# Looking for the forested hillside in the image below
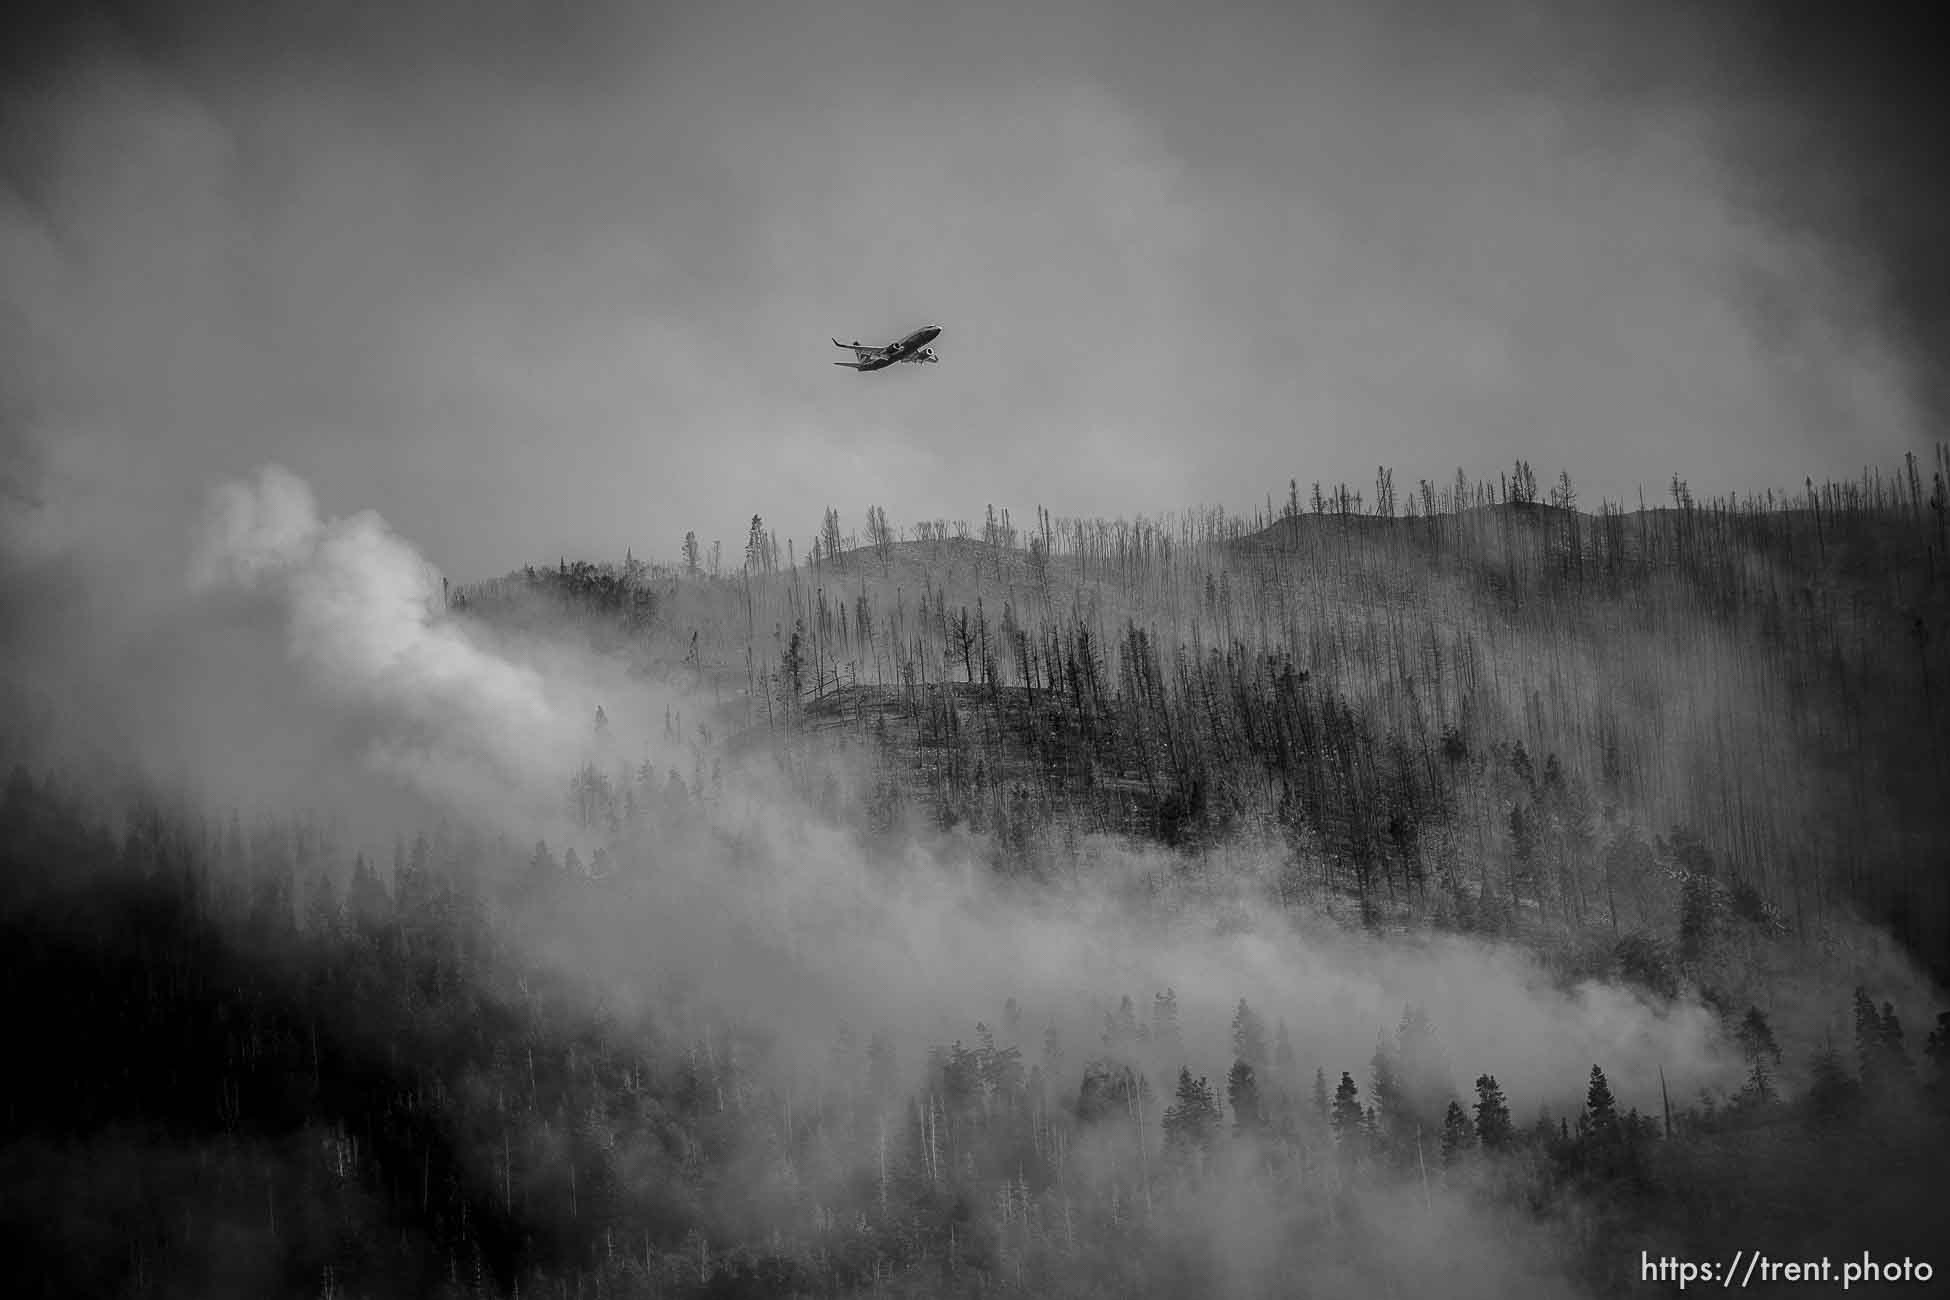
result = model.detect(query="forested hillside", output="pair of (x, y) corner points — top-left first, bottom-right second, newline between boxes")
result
(461, 453), (1950, 975)
(4, 452), (1949, 1298)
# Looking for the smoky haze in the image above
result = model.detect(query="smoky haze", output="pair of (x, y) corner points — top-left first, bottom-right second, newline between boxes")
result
(2, 0), (1939, 580)
(4, 4), (1947, 1295)
(4, 450), (1791, 1297)
(158, 463), (1744, 1130)
(3, 446), (1795, 1294)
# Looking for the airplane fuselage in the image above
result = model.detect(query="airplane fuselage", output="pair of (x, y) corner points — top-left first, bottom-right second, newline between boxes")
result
(891, 325), (942, 357)
(834, 325), (942, 370)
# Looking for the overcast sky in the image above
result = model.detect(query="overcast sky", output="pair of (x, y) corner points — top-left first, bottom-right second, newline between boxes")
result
(4, 0), (1943, 578)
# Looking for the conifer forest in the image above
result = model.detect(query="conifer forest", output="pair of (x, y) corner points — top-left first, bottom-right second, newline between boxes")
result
(5, 451), (1949, 1298)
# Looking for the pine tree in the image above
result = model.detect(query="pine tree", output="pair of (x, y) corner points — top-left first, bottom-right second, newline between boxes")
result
(1473, 1074), (1512, 1150)
(1736, 1007), (1783, 1104)
(1231, 999), (1268, 1071)
(978, 1027), (1024, 1098)
(1926, 1013), (1950, 1089)
(745, 515), (767, 574)
(1331, 1072), (1363, 1143)
(1509, 741), (1535, 787)
(1583, 1065), (1619, 1142)
(1854, 987), (1886, 1096)
(529, 839), (557, 879)
(1227, 1059), (1265, 1137)
(1078, 1060), (1149, 1126)
(1508, 805), (1537, 906)
(1439, 1100), (1474, 1165)
(1678, 873), (1719, 965)
(1163, 1067), (1222, 1156)
(1313, 1067), (1331, 1131)
(1370, 1038), (1409, 1158)
(1880, 1003), (1913, 1089)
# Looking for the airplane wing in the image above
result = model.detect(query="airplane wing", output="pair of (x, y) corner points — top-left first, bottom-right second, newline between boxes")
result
(833, 337), (887, 363)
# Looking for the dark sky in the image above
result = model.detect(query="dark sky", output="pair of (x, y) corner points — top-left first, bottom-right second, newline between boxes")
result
(3, 0), (1943, 578)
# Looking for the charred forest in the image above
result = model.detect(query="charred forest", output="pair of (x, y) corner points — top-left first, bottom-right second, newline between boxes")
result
(5, 453), (1950, 1299)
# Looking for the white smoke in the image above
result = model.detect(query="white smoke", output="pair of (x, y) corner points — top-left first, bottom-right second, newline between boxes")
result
(188, 464), (595, 822)
(168, 466), (1752, 1127)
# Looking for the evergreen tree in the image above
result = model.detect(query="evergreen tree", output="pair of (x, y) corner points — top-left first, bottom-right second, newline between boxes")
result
(1313, 1066), (1331, 1131)
(1736, 1007), (1783, 1104)
(1583, 1065), (1619, 1142)
(1163, 1067), (1222, 1156)
(1226, 1058), (1265, 1137)
(1880, 1003), (1913, 1088)
(1369, 1037), (1412, 1158)
(1473, 1074), (1513, 1150)
(1231, 999), (1268, 1071)
(1611, 926), (1677, 1000)
(1672, 827), (1721, 963)
(1439, 1100), (1474, 1165)
(1331, 1071), (1364, 1143)
(1509, 741), (1535, 787)
(1508, 804), (1537, 901)
(1077, 1060), (1150, 1126)
(1926, 1012), (1950, 1095)
(745, 515), (767, 574)
(977, 1026), (1024, 1098)
(1677, 873), (1719, 965)
(1854, 987), (1886, 1095)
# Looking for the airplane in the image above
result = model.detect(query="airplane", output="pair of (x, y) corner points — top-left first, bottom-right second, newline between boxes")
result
(833, 324), (942, 371)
